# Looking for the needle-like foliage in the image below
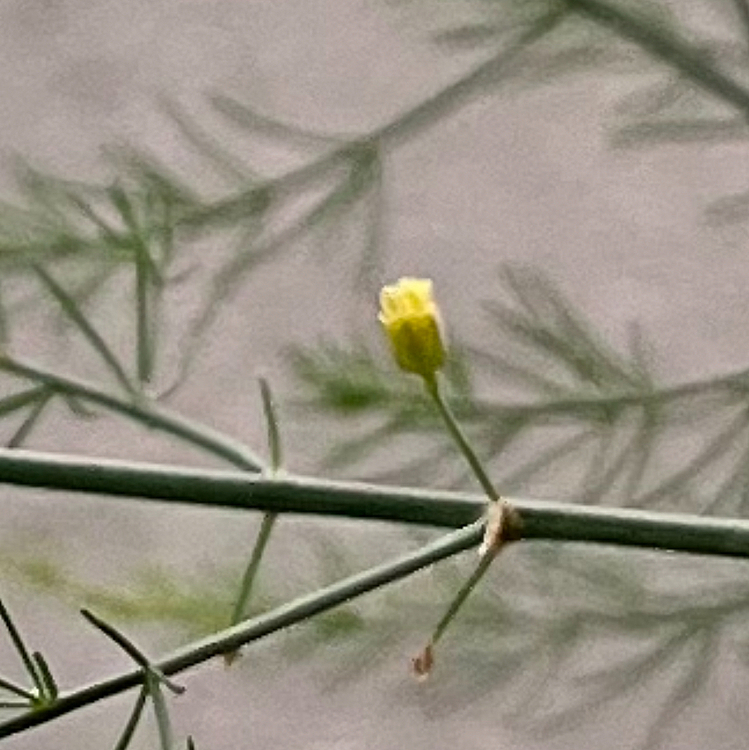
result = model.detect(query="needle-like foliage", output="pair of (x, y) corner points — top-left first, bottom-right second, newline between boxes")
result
(1, 1), (749, 748)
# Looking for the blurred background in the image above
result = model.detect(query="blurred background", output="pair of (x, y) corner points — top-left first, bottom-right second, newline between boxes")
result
(2, 0), (749, 747)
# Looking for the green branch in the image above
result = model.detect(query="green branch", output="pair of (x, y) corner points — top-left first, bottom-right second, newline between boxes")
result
(1, 449), (749, 558)
(0, 521), (484, 739)
(175, 9), (565, 249)
(196, 7), (567, 211)
(479, 363), (749, 421)
(0, 355), (264, 472)
(568, 0), (749, 116)
(374, 9), (568, 147)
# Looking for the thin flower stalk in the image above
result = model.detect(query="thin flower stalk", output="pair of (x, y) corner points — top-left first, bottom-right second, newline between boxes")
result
(379, 277), (514, 674)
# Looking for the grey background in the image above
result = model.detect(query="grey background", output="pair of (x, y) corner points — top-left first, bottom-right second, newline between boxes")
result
(0, 0), (748, 748)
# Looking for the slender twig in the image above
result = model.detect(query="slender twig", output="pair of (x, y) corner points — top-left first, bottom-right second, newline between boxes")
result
(0, 600), (46, 702)
(134, 239), (154, 385)
(31, 652), (57, 702)
(479, 365), (749, 423)
(229, 512), (277, 628)
(146, 673), (174, 750)
(259, 378), (282, 474)
(227, 379), (283, 634)
(161, 96), (257, 183)
(80, 610), (184, 696)
(568, 0), (749, 116)
(169, 4), (567, 346)
(0, 386), (51, 420)
(0, 676), (35, 703)
(0, 355), (264, 472)
(210, 92), (351, 147)
(158, 11), (568, 377)
(430, 547), (498, 647)
(412, 542), (500, 677)
(425, 377), (500, 502)
(0, 521), (484, 738)
(0, 449), (749, 558)
(732, 0), (749, 46)
(32, 264), (138, 397)
(7, 390), (52, 449)
(295, 346), (749, 429)
(113, 688), (148, 750)
(374, 9), (568, 147)
(180, 8), (567, 231)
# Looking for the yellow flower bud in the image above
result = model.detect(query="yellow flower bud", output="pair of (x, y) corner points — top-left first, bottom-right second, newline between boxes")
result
(378, 278), (445, 380)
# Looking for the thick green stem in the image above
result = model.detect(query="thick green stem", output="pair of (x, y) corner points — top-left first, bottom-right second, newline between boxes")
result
(1, 449), (749, 558)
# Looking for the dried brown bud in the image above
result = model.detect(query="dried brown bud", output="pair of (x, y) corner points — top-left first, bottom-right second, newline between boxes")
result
(412, 644), (434, 680)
